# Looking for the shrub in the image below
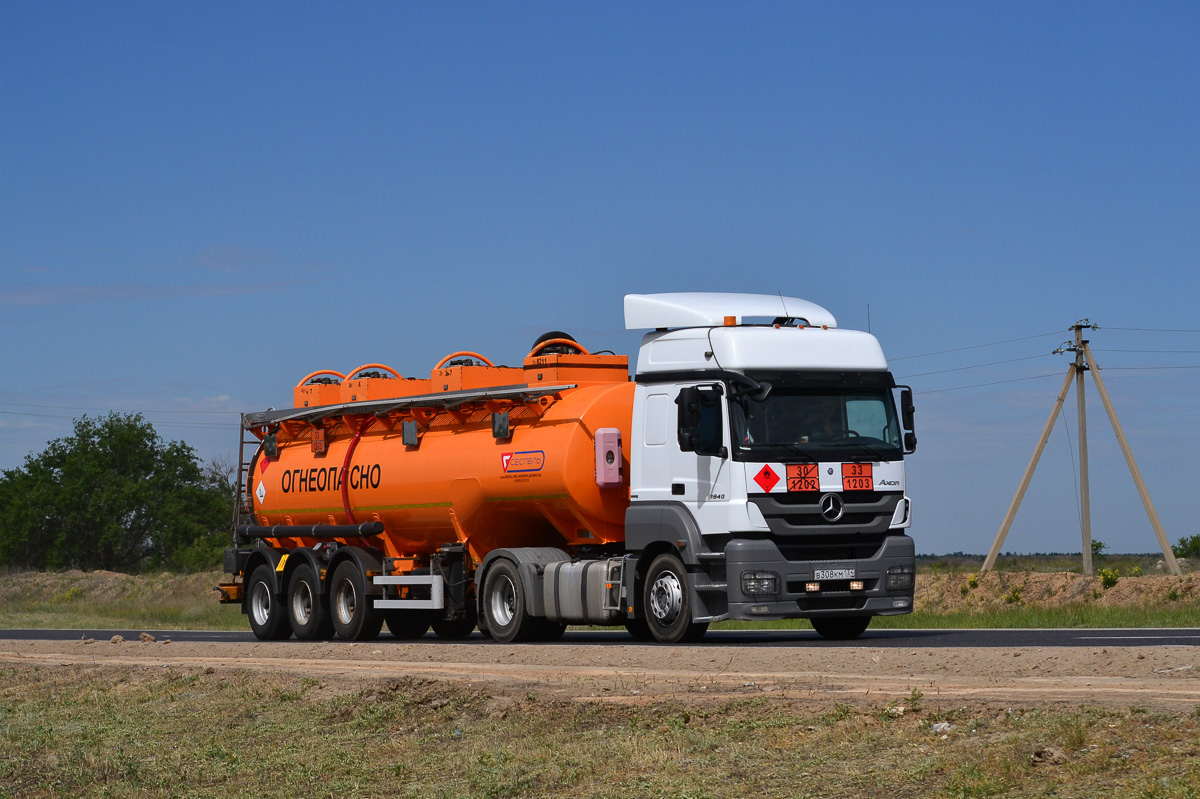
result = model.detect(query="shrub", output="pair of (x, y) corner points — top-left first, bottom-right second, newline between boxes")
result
(1099, 568), (1119, 589)
(1172, 535), (1200, 559)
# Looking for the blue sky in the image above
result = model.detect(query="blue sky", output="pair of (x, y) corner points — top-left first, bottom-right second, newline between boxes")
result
(2, 3), (1197, 555)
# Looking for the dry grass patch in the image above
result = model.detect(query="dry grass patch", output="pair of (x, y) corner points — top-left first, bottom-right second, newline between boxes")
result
(1, 665), (1199, 798)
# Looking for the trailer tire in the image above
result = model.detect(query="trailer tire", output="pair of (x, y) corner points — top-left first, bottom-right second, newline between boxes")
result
(643, 553), (708, 644)
(384, 611), (430, 639)
(329, 561), (384, 641)
(431, 613), (476, 640)
(287, 563), (334, 641)
(811, 616), (871, 640)
(246, 565), (292, 640)
(482, 559), (534, 643)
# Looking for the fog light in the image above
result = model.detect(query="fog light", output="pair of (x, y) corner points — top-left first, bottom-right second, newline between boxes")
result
(886, 564), (915, 590)
(850, 580), (864, 591)
(805, 582), (820, 593)
(741, 571), (779, 597)
(749, 605), (769, 614)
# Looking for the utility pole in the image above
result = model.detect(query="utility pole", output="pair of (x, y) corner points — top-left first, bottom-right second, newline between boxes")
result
(982, 321), (1181, 576)
(1075, 324), (1092, 575)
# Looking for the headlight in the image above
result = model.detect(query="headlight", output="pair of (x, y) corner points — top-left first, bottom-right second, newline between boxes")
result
(741, 571), (779, 597)
(886, 564), (915, 590)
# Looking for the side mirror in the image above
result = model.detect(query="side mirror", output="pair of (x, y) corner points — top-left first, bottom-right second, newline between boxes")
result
(263, 432), (278, 459)
(900, 388), (915, 432)
(899, 387), (916, 453)
(676, 386), (701, 452)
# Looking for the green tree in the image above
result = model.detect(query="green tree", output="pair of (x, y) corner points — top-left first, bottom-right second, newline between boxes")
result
(1173, 535), (1200, 559)
(0, 414), (230, 572)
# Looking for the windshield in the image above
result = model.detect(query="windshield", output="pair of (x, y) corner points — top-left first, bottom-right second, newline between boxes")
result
(730, 386), (902, 462)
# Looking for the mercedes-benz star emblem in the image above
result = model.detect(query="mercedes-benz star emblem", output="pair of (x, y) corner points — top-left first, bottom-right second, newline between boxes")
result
(819, 493), (844, 522)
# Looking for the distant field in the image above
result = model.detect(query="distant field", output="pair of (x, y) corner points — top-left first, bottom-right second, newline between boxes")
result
(2, 557), (1196, 633)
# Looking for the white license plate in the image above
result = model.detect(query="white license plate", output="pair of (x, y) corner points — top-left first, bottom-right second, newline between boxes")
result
(814, 568), (855, 580)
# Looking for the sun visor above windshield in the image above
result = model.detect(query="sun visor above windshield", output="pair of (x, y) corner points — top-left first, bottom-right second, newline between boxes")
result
(624, 292), (838, 330)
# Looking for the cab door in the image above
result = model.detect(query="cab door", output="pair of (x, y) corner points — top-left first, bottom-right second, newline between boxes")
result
(672, 384), (731, 534)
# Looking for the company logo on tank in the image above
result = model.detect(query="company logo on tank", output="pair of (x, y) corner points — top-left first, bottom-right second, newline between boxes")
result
(501, 450), (545, 473)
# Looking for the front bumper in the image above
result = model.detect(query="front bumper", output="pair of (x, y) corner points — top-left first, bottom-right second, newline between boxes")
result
(723, 533), (915, 621)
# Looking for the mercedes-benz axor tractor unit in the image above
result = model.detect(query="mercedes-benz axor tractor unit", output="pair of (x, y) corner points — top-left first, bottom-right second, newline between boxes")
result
(219, 292), (917, 644)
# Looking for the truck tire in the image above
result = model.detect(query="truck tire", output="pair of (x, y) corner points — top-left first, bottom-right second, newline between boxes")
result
(623, 616), (653, 642)
(642, 553), (708, 644)
(385, 611), (430, 639)
(246, 565), (292, 640)
(482, 559), (535, 643)
(329, 561), (384, 641)
(287, 563), (334, 641)
(811, 616), (871, 640)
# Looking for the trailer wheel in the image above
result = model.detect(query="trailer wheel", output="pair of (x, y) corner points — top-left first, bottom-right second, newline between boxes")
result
(384, 611), (430, 639)
(642, 553), (708, 644)
(431, 613), (476, 640)
(482, 559), (534, 643)
(329, 561), (384, 641)
(246, 565), (292, 640)
(810, 616), (871, 640)
(287, 563), (334, 641)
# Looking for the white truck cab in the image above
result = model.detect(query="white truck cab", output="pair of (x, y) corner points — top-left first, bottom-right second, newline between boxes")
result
(624, 292), (917, 642)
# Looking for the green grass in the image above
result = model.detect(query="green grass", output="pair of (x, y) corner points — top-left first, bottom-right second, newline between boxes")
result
(1, 665), (1198, 798)
(0, 571), (246, 631)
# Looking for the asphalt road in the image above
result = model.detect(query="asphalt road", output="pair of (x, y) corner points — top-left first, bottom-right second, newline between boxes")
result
(2, 628), (1198, 647)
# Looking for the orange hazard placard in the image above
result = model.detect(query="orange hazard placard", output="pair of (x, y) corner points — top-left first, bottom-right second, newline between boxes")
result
(842, 463), (873, 491)
(786, 463), (819, 492)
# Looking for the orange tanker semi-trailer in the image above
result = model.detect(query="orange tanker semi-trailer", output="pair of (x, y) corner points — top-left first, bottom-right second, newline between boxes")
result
(219, 335), (637, 643)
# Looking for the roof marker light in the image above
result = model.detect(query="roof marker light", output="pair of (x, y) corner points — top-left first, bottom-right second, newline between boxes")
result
(724, 315), (736, 326)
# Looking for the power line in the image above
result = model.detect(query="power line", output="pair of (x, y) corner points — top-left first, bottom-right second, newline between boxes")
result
(1103, 326), (1200, 333)
(1092, 349), (1200, 354)
(0, 401), (238, 416)
(1100, 365), (1200, 371)
(0, 408), (233, 430)
(890, 330), (1063, 361)
(914, 371), (1067, 395)
(897, 353), (1051, 379)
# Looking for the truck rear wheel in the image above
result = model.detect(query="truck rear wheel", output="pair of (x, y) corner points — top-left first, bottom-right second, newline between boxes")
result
(385, 611), (430, 639)
(482, 559), (535, 643)
(643, 553), (708, 644)
(246, 565), (292, 640)
(811, 616), (871, 640)
(287, 563), (334, 641)
(329, 561), (384, 641)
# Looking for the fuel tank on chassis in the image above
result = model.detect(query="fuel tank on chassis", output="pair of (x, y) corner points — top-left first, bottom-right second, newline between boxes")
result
(249, 382), (634, 558)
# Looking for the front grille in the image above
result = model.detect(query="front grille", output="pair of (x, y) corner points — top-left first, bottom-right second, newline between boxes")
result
(749, 492), (901, 536)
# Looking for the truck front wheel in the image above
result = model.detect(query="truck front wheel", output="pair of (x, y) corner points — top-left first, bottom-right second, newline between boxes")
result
(246, 565), (292, 640)
(642, 553), (708, 644)
(811, 616), (871, 640)
(329, 561), (384, 641)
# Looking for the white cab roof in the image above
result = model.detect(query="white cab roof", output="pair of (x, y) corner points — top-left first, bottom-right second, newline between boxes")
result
(624, 292), (838, 330)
